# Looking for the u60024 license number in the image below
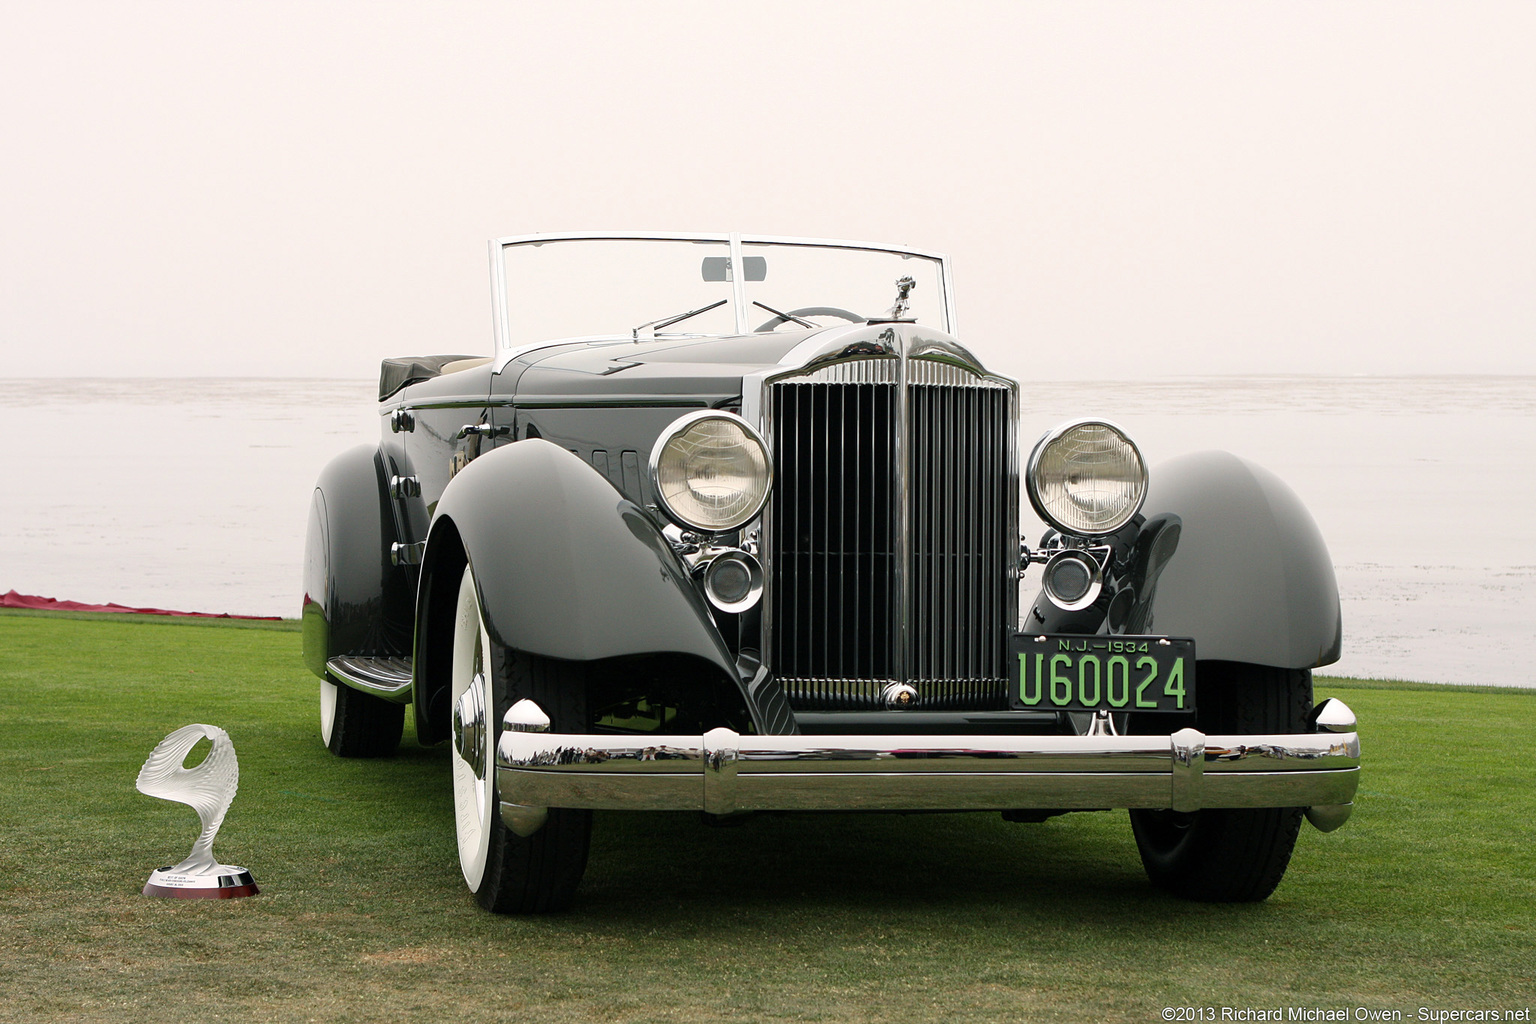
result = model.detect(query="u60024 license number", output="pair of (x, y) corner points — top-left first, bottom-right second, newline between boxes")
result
(1009, 635), (1196, 713)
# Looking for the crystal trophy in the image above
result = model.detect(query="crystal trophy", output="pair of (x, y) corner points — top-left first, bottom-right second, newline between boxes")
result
(136, 724), (259, 898)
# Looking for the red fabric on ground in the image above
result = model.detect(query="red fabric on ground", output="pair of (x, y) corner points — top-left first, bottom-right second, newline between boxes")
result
(1, 590), (282, 621)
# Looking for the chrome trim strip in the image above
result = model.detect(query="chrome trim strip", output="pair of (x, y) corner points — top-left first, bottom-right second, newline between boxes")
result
(496, 725), (1360, 816)
(774, 325), (1004, 381)
(494, 231), (733, 245)
(894, 328), (910, 686)
(384, 398), (516, 415)
(488, 238), (511, 355)
(940, 253), (959, 337)
(728, 233), (749, 335)
(773, 676), (1013, 688)
(491, 231), (948, 264)
(907, 334), (993, 377)
(774, 323), (901, 379)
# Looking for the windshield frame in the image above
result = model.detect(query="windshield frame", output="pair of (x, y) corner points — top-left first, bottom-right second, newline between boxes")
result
(487, 232), (956, 365)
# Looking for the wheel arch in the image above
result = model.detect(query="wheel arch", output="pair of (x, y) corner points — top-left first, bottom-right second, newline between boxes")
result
(411, 440), (754, 744)
(412, 515), (468, 746)
(303, 444), (413, 678)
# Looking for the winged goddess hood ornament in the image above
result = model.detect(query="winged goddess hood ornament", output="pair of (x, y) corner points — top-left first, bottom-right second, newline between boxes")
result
(870, 275), (917, 322)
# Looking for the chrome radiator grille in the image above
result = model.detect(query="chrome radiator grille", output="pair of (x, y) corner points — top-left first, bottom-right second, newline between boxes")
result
(765, 358), (1015, 710)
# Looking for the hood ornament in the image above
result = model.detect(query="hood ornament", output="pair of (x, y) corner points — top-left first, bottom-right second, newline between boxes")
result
(870, 276), (917, 323)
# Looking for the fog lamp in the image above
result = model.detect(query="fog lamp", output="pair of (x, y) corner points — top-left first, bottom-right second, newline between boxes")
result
(1041, 549), (1103, 612)
(702, 551), (763, 613)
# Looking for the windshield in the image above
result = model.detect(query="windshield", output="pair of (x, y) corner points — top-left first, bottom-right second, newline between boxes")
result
(739, 241), (945, 333)
(495, 234), (950, 351)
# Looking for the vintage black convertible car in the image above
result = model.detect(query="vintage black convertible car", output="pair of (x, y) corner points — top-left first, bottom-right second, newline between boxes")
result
(303, 232), (1360, 913)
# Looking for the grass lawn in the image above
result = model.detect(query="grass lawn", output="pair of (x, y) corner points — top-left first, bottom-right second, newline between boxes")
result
(1, 611), (1532, 1023)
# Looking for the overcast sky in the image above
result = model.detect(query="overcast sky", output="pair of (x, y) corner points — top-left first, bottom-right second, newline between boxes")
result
(2, 1), (1532, 382)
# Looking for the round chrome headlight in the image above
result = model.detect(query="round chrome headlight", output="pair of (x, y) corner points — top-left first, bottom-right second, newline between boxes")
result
(1026, 419), (1148, 537)
(649, 411), (772, 532)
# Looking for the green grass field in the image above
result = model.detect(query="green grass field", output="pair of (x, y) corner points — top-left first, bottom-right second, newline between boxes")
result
(1, 611), (1532, 1023)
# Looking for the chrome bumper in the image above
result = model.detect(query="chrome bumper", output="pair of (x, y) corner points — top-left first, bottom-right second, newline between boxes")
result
(494, 699), (1360, 835)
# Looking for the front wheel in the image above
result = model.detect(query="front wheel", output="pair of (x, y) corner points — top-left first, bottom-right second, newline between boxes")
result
(1130, 662), (1311, 902)
(450, 565), (591, 913)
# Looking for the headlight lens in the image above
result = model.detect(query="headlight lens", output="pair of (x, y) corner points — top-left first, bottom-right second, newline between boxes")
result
(650, 412), (772, 532)
(1026, 419), (1147, 536)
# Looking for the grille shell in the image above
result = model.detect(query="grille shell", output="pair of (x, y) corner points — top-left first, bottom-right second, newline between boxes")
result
(762, 355), (1017, 710)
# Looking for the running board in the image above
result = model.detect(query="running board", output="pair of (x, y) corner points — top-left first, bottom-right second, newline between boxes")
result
(326, 655), (413, 703)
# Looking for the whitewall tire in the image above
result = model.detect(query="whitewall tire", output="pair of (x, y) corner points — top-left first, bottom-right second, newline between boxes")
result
(451, 566), (494, 891)
(444, 561), (593, 913)
(320, 680), (338, 747)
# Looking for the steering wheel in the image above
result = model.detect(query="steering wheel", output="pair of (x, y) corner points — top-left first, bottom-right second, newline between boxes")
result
(754, 306), (866, 332)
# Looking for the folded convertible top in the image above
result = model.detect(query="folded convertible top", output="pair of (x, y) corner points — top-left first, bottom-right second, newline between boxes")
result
(378, 354), (483, 401)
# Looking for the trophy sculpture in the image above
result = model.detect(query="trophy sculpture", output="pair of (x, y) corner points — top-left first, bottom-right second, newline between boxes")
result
(136, 724), (259, 899)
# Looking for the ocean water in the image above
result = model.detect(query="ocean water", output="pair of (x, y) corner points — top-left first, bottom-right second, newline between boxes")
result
(1, 375), (1530, 687)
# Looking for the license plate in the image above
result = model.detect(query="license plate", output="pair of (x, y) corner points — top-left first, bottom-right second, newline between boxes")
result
(1009, 635), (1196, 713)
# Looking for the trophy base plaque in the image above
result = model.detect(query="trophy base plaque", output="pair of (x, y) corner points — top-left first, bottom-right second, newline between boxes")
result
(143, 865), (259, 899)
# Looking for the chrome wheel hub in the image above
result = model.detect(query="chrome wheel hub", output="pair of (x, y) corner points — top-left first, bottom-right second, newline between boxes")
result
(454, 675), (486, 778)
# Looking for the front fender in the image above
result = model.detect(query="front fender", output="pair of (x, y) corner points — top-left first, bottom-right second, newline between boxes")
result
(1131, 451), (1342, 669)
(412, 440), (741, 738)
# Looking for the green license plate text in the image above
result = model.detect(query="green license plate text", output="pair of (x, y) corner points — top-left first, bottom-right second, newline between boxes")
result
(1009, 635), (1196, 713)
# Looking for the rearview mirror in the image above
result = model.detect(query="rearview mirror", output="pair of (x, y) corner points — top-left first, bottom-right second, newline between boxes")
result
(701, 256), (767, 283)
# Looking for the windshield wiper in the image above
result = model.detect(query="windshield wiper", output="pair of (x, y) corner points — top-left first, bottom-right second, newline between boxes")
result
(751, 300), (817, 329)
(632, 299), (728, 342)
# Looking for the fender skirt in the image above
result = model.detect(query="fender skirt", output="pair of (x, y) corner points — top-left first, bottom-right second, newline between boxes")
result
(1126, 451), (1342, 670)
(414, 440), (749, 738)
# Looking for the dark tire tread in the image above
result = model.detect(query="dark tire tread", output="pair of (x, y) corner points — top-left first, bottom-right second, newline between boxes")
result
(326, 682), (405, 758)
(475, 647), (592, 914)
(1130, 662), (1311, 903)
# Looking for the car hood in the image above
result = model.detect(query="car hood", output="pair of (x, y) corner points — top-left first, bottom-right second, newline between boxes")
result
(505, 323), (998, 402)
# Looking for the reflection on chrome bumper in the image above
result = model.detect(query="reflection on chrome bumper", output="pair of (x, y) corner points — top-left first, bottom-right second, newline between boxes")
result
(496, 699), (1361, 830)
